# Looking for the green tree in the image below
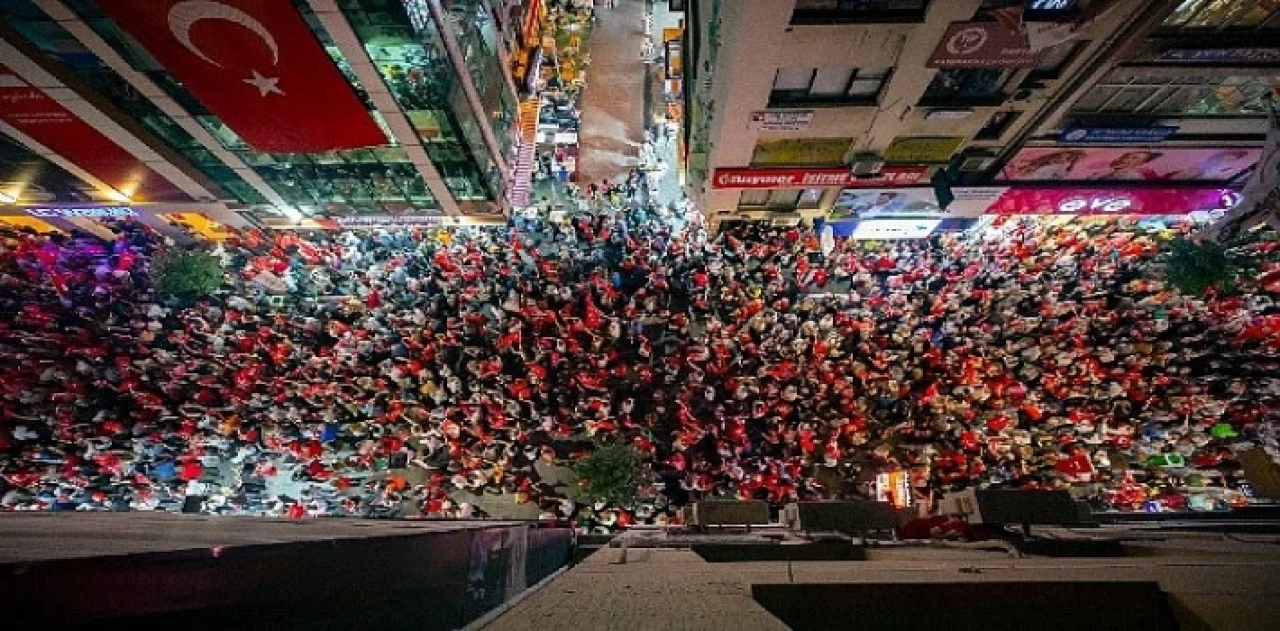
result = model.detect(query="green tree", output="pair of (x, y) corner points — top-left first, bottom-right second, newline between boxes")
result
(1161, 236), (1256, 297)
(572, 442), (642, 506)
(151, 249), (225, 297)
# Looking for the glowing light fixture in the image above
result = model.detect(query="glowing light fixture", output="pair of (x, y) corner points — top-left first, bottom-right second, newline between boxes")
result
(0, 192), (15, 204)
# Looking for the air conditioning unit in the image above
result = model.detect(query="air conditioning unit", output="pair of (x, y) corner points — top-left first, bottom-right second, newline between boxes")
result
(850, 156), (884, 177)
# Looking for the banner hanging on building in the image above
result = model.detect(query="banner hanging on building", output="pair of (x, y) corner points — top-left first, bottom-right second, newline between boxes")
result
(99, 0), (388, 153)
(927, 22), (1038, 69)
(999, 147), (1260, 182)
(986, 188), (1240, 216)
(0, 64), (188, 202)
(711, 166), (926, 190)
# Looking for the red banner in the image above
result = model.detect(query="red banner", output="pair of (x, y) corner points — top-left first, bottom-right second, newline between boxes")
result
(986, 188), (1241, 216)
(711, 166), (926, 190)
(0, 64), (188, 202)
(927, 22), (1039, 69)
(99, 0), (386, 153)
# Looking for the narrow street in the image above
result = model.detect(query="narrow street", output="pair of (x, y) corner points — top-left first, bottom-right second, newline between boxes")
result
(577, 0), (684, 207)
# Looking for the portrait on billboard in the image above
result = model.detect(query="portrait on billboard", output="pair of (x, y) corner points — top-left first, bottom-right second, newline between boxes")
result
(999, 147), (1261, 182)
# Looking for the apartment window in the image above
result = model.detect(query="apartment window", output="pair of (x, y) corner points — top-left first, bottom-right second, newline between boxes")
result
(740, 189), (823, 210)
(1073, 70), (1279, 117)
(770, 67), (891, 106)
(975, 111), (1021, 141)
(792, 0), (930, 24)
(921, 69), (1012, 106)
(1162, 0), (1280, 30)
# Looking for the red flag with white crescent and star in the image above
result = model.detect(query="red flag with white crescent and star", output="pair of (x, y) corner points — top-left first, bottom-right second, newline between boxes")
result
(99, 0), (387, 153)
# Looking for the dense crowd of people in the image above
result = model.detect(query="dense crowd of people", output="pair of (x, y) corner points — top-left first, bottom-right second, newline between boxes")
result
(2, 205), (1279, 528)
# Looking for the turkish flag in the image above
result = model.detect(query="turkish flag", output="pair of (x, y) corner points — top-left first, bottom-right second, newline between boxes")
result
(99, 0), (387, 153)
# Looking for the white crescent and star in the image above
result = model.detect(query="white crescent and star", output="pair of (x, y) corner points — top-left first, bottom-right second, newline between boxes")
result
(167, 1), (285, 97)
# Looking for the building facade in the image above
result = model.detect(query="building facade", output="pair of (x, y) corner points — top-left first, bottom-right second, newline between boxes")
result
(0, 0), (520, 235)
(684, 0), (1274, 230)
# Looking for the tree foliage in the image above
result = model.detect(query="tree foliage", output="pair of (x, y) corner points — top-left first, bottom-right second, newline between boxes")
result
(1161, 236), (1255, 297)
(151, 249), (225, 297)
(572, 442), (642, 506)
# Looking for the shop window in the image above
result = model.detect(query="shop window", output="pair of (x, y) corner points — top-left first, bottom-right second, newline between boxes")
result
(1162, 0), (1280, 30)
(791, 0), (930, 24)
(751, 138), (851, 166)
(767, 190), (804, 209)
(975, 110), (1021, 141)
(739, 189), (813, 210)
(1072, 70), (1279, 117)
(798, 188), (825, 209)
(920, 69), (1012, 106)
(770, 67), (891, 106)
(739, 190), (771, 207)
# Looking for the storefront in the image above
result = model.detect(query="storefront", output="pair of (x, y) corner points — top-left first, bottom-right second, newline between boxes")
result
(820, 187), (1006, 239)
(983, 187), (1240, 218)
(713, 166), (930, 222)
(1, 203), (253, 242)
(968, 186), (1244, 236)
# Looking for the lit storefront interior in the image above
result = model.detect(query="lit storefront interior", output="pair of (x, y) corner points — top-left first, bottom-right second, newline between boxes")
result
(339, 0), (506, 212)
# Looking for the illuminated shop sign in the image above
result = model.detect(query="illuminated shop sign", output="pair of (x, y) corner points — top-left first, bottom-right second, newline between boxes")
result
(849, 219), (942, 240)
(26, 206), (137, 219)
(986, 188), (1240, 216)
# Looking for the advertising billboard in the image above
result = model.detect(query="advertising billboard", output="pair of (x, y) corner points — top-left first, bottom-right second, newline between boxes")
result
(986, 188), (1240, 216)
(927, 22), (1038, 69)
(828, 187), (1005, 221)
(999, 147), (1260, 182)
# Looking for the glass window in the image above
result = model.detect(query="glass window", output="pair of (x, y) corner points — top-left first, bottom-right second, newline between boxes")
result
(798, 188), (825, 209)
(811, 68), (855, 96)
(770, 67), (889, 105)
(338, 0), (499, 202)
(775, 68), (817, 92)
(922, 69), (1011, 104)
(849, 68), (891, 97)
(768, 189), (804, 208)
(739, 190), (770, 206)
(1163, 0), (1280, 29)
(1072, 70), (1280, 117)
(792, 0), (930, 24)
